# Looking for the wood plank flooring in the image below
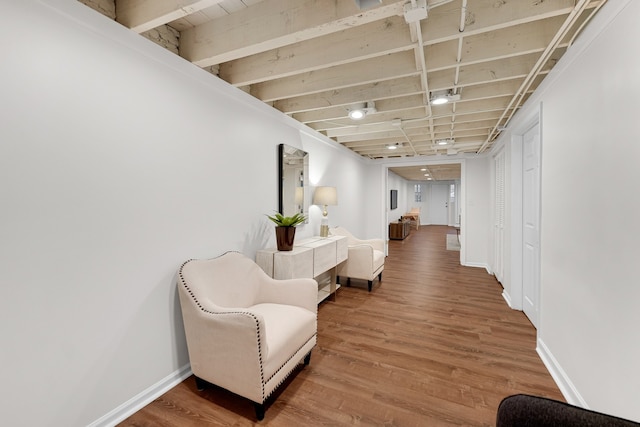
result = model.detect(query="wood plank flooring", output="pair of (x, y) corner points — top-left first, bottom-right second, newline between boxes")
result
(119, 225), (562, 426)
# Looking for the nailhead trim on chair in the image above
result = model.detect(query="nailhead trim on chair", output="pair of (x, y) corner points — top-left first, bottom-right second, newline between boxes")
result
(178, 252), (267, 401)
(178, 251), (316, 404)
(263, 334), (317, 401)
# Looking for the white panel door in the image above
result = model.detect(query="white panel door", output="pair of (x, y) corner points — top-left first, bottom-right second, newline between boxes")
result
(430, 183), (449, 225)
(448, 183), (457, 226)
(522, 124), (541, 328)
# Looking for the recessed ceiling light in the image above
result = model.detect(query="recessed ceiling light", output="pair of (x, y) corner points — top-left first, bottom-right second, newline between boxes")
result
(420, 168), (427, 171)
(432, 96), (448, 105)
(348, 109), (365, 120)
(424, 173), (429, 177)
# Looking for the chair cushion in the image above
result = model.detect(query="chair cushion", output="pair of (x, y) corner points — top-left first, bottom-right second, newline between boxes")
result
(250, 303), (316, 380)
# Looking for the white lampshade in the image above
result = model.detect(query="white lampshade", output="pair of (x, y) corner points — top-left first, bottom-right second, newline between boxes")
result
(312, 186), (337, 206)
(313, 186), (337, 237)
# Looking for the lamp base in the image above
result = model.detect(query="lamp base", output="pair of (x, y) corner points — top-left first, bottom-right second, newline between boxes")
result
(320, 224), (329, 237)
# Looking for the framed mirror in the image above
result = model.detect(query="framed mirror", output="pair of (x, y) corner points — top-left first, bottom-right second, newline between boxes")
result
(278, 144), (309, 221)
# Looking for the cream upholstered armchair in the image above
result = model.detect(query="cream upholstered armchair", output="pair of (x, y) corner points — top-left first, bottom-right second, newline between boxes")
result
(329, 226), (385, 292)
(177, 251), (317, 420)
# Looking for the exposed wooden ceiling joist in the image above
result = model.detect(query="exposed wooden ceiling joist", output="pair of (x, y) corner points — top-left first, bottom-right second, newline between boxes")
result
(80, 0), (607, 164)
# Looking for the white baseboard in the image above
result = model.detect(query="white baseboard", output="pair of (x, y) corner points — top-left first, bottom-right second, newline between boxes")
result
(501, 290), (513, 308)
(462, 261), (492, 274)
(536, 338), (587, 408)
(88, 363), (192, 427)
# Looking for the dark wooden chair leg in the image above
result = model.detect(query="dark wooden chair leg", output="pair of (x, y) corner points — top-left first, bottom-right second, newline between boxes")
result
(304, 351), (312, 365)
(194, 376), (207, 391)
(254, 402), (265, 421)
(378, 272), (382, 281)
(368, 280), (373, 292)
(346, 277), (351, 287)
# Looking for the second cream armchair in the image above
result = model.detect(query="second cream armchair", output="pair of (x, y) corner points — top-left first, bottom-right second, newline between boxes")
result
(329, 226), (385, 292)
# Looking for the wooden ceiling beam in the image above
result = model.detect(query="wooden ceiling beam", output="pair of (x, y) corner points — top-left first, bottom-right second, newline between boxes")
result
(179, 0), (406, 67)
(251, 51), (420, 102)
(422, 0), (576, 45)
(217, 4), (576, 87)
(274, 76), (423, 114)
(116, 0), (224, 33)
(295, 95), (424, 125)
(256, 48), (540, 103)
(219, 16), (413, 86)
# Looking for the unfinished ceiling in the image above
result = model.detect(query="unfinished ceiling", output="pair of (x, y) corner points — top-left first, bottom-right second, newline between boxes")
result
(389, 163), (461, 181)
(82, 0), (607, 160)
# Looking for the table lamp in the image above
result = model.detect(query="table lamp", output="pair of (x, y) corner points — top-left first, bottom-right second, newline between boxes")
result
(312, 186), (337, 237)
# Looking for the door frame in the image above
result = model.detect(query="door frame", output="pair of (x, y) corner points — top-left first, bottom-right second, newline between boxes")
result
(507, 103), (542, 316)
(382, 159), (466, 264)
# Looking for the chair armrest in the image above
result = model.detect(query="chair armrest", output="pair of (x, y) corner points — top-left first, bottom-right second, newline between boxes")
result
(178, 296), (267, 392)
(347, 244), (375, 272)
(256, 277), (318, 313)
(350, 238), (384, 253)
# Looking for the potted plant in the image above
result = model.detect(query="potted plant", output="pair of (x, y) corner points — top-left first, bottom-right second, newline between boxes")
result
(267, 212), (306, 251)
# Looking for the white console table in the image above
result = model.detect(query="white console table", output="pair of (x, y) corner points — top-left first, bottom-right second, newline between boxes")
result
(256, 235), (348, 303)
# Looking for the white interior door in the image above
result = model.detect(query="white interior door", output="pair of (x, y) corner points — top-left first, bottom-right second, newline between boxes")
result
(522, 124), (541, 327)
(447, 183), (457, 226)
(430, 183), (449, 225)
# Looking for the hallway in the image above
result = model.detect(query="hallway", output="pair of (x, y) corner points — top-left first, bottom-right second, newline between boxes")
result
(120, 225), (561, 426)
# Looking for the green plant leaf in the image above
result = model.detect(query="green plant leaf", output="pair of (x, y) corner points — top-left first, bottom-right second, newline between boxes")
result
(266, 211), (306, 227)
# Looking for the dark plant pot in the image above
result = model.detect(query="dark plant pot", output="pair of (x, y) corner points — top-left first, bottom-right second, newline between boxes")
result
(275, 226), (296, 251)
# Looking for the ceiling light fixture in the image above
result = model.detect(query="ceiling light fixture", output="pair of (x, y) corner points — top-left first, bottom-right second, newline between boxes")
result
(347, 101), (377, 120)
(430, 90), (461, 106)
(403, 0), (428, 23)
(348, 109), (365, 120)
(386, 142), (403, 150)
(437, 139), (454, 146)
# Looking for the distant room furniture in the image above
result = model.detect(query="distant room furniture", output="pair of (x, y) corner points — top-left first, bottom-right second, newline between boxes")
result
(329, 226), (385, 292)
(402, 207), (420, 229)
(256, 235), (348, 303)
(177, 251), (318, 421)
(389, 220), (410, 240)
(496, 394), (640, 427)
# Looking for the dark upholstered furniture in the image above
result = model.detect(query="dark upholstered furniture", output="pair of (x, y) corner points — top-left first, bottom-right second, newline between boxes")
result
(497, 394), (640, 427)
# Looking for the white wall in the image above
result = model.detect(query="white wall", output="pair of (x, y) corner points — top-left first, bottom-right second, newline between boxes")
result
(299, 129), (371, 239)
(488, 0), (640, 421)
(0, 1), (370, 426)
(387, 170), (406, 224)
(463, 157), (491, 269)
